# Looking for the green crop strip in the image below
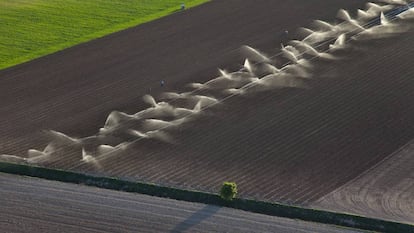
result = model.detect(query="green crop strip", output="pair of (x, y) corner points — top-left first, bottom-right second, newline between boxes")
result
(0, 0), (208, 70)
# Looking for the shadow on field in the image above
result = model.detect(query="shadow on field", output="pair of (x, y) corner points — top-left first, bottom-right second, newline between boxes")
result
(170, 205), (221, 233)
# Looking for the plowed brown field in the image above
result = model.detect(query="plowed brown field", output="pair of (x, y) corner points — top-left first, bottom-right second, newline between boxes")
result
(312, 139), (414, 224)
(1, 0), (414, 224)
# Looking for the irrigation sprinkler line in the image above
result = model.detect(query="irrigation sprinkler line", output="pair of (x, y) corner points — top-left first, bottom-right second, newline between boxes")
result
(67, 2), (414, 170)
(238, 2), (414, 71)
(154, 2), (413, 105)
(68, 2), (413, 169)
(221, 1), (414, 72)
(161, 2), (413, 103)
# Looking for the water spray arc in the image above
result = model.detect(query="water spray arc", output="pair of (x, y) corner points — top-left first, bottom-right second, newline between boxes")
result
(3, 0), (414, 170)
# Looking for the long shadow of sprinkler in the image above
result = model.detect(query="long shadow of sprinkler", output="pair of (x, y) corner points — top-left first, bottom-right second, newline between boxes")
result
(169, 204), (221, 233)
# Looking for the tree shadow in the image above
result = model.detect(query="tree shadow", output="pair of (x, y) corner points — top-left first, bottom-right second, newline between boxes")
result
(170, 204), (221, 233)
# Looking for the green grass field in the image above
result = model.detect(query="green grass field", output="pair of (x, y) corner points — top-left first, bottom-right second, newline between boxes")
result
(0, 0), (208, 70)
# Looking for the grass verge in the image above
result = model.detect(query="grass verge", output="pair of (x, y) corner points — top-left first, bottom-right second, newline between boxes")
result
(0, 161), (413, 233)
(0, 0), (208, 70)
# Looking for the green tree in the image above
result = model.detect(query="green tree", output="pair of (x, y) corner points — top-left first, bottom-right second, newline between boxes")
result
(220, 182), (238, 201)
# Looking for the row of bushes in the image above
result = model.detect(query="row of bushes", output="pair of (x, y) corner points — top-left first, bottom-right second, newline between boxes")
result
(0, 162), (413, 233)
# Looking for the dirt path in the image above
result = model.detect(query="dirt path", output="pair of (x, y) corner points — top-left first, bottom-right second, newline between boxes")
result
(0, 173), (364, 233)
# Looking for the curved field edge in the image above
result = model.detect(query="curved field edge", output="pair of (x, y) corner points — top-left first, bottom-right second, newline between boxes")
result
(0, 162), (412, 233)
(311, 138), (414, 224)
(0, 0), (209, 71)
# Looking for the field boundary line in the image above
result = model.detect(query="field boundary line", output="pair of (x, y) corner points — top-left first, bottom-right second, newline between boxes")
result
(0, 0), (210, 71)
(311, 138), (414, 205)
(0, 162), (413, 233)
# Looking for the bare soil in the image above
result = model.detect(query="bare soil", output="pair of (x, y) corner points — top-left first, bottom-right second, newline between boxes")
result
(2, 0), (414, 222)
(312, 139), (414, 224)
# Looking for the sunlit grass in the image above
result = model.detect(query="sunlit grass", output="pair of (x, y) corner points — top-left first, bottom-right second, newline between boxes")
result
(0, 0), (208, 70)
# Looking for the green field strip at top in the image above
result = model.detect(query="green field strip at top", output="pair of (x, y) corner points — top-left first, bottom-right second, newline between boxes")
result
(0, 0), (209, 70)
